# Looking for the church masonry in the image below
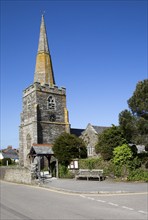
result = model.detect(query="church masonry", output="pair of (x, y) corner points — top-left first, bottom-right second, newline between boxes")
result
(19, 16), (70, 167)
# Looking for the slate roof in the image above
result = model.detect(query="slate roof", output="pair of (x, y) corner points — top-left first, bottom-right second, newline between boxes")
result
(70, 128), (85, 137)
(30, 145), (54, 155)
(92, 125), (109, 134)
(2, 149), (19, 160)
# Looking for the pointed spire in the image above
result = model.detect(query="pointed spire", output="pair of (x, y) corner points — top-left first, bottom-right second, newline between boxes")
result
(34, 15), (55, 86)
(37, 15), (49, 53)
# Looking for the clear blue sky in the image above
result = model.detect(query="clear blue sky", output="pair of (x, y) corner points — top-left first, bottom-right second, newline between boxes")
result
(1, 0), (147, 149)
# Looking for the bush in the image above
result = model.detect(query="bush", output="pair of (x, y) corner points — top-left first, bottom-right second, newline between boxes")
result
(79, 157), (105, 169)
(79, 157), (115, 178)
(1, 158), (12, 166)
(145, 160), (148, 169)
(127, 169), (148, 182)
(58, 164), (74, 179)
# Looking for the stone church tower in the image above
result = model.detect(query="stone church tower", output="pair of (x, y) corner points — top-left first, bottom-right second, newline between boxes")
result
(19, 15), (70, 167)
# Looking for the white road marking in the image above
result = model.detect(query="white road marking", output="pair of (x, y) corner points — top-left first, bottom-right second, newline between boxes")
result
(87, 197), (95, 200)
(81, 195), (147, 215)
(108, 202), (119, 206)
(122, 206), (134, 211)
(80, 195), (86, 198)
(97, 199), (106, 203)
(138, 210), (147, 215)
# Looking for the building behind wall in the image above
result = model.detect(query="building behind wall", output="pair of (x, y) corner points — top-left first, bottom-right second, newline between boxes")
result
(19, 15), (70, 167)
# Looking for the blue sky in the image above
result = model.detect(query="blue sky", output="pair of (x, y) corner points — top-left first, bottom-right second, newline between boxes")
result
(1, 0), (147, 149)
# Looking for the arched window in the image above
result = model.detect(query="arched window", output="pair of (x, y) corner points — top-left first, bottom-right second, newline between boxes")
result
(26, 134), (31, 150)
(47, 96), (56, 110)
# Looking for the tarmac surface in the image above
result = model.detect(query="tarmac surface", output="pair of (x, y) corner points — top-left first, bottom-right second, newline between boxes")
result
(41, 178), (148, 194)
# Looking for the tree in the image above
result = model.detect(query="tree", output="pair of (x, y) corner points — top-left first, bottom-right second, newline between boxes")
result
(119, 110), (137, 143)
(128, 79), (148, 119)
(95, 125), (127, 160)
(119, 79), (148, 145)
(53, 133), (87, 166)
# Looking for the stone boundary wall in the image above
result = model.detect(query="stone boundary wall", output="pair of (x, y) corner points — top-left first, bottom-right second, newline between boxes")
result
(0, 166), (32, 184)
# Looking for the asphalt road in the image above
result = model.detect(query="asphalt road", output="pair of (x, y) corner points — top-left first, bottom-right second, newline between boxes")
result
(1, 181), (148, 220)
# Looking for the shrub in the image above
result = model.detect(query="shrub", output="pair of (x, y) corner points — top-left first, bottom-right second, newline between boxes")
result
(79, 157), (104, 169)
(2, 158), (12, 166)
(145, 160), (148, 169)
(127, 169), (148, 182)
(58, 164), (74, 179)
(79, 157), (115, 178)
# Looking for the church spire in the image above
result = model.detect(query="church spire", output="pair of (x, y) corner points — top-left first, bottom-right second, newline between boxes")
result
(34, 15), (55, 86)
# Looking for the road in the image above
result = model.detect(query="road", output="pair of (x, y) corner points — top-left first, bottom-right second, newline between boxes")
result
(1, 181), (148, 220)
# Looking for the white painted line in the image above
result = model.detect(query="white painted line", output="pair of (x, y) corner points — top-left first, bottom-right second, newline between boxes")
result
(80, 195), (86, 198)
(97, 199), (106, 203)
(122, 206), (134, 211)
(108, 202), (119, 207)
(138, 210), (147, 215)
(87, 197), (95, 200)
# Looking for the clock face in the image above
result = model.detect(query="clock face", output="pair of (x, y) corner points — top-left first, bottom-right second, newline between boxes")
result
(49, 114), (56, 122)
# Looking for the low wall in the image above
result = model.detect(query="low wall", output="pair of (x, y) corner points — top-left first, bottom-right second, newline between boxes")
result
(0, 166), (32, 184)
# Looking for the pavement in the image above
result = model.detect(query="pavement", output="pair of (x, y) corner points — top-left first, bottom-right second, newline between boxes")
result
(40, 177), (148, 194)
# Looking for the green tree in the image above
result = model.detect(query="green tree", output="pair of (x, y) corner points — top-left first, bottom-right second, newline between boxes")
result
(53, 133), (87, 166)
(119, 110), (137, 143)
(128, 79), (148, 119)
(95, 125), (127, 160)
(119, 79), (148, 145)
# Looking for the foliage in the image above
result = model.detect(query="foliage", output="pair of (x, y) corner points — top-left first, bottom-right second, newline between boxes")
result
(95, 125), (127, 160)
(128, 79), (148, 119)
(112, 144), (143, 177)
(128, 144), (138, 157)
(145, 144), (148, 151)
(79, 157), (104, 170)
(112, 144), (133, 177)
(79, 157), (116, 177)
(127, 168), (148, 182)
(58, 164), (75, 178)
(1, 158), (12, 166)
(119, 110), (137, 143)
(137, 152), (148, 168)
(53, 133), (87, 166)
(119, 80), (148, 145)
(112, 144), (133, 166)
(145, 161), (148, 169)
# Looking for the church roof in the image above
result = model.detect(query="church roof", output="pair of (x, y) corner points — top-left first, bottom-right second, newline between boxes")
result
(70, 128), (85, 137)
(92, 125), (109, 134)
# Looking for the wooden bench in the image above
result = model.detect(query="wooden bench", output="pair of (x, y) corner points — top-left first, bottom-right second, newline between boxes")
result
(75, 169), (104, 181)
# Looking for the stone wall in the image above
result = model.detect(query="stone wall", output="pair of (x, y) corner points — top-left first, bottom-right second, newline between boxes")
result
(0, 167), (32, 184)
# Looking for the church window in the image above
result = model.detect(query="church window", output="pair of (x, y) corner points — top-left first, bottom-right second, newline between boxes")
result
(87, 145), (93, 156)
(26, 134), (31, 149)
(47, 96), (56, 110)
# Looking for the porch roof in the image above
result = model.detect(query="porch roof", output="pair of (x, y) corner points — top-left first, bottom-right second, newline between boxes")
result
(30, 145), (54, 155)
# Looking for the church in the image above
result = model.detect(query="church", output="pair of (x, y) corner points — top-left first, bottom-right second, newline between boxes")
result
(19, 16), (108, 168)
